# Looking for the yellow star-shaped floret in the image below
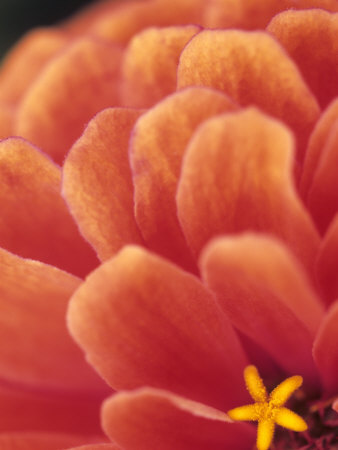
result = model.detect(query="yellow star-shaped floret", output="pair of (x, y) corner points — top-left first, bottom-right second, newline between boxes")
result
(228, 365), (308, 450)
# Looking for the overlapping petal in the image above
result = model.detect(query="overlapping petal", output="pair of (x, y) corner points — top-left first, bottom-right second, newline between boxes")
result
(177, 108), (320, 275)
(68, 245), (249, 411)
(0, 432), (101, 450)
(0, 138), (98, 276)
(130, 87), (237, 270)
(177, 30), (320, 160)
(102, 388), (255, 450)
(63, 108), (144, 261)
(201, 234), (322, 385)
(15, 38), (123, 163)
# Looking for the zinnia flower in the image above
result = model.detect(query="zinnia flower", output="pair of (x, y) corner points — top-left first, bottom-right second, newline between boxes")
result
(0, 0), (337, 449)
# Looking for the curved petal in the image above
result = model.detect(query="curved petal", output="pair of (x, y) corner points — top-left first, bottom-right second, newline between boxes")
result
(66, 446), (118, 450)
(68, 245), (249, 411)
(300, 99), (338, 198)
(316, 214), (338, 305)
(200, 234), (322, 386)
(130, 87), (237, 270)
(0, 433), (103, 450)
(63, 108), (144, 261)
(122, 25), (200, 108)
(0, 28), (68, 106)
(268, 10), (338, 109)
(313, 301), (338, 394)
(177, 30), (320, 161)
(15, 38), (123, 164)
(177, 109), (320, 276)
(102, 388), (255, 450)
(0, 138), (98, 276)
(0, 105), (14, 139)
(0, 247), (105, 393)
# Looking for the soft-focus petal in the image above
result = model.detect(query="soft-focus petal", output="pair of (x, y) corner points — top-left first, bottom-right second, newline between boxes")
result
(201, 234), (322, 385)
(130, 87), (237, 270)
(15, 38), (123, 163)
(102, 388), (255, 450)
(313, 301), (338, 394)
(68, 245), (249, 411)
(316, 214), (338, 305)
(0, 138), (98, 276)
(0, 247), (105, 393)
(0, 432), (101, 450)
(66, 445), (118, 450)
(177, 30), (320, 160)
(177, 109), (320, 275)
(122, 25), (200, 108)
(0, 105), (14, 139)
(268, 10), (338, 109)
(63, 108), (144, 261)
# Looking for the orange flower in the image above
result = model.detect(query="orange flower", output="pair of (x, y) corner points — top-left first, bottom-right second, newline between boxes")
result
(0, 0), (337, 448)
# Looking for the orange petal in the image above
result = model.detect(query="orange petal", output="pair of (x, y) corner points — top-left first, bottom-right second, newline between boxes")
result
(177, 30), (320, 161)
(176, 108), (320, 276)
(15, 38), (123, 164)
(122, 25), (200, 108)
(0, 247), (106, 393)
(316, 215), (338, 306)
(306, 120), (338, 233)
(0, 138), (98, 276)
(130, 87), (237, 271)
(0, 433), (102, 450)
(102, 388), (255, 450)
(63, 108), (144, 261)
(0, 105), (14, 139)
(200, 234), (322, 386)
(0, 28), (69, 106)
(268, 10), (338, 109)
(313, 301), (338, 394)
(0, 383), (103, 435)
(68, 245), (249, 411)
(300, 99), (338, 198)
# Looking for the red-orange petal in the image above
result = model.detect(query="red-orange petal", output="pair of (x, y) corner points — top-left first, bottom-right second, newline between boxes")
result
(176, 108), (320, 275)
(316, 215), (338, 306)
(268, 10), (338, 109)
(130, 87), (237, 271)
(66, 446), (118, 450)
(306, 120), (338, 233)
(68, 245), (249, 411)
(201, 234), (322, 386)
(0, 138), (98, 276)
(313, 301), (338, 394)
(15, 38), (123, 164)
(63, 108), (144, 261)
(102, 388), (255, 450)
(0, 105), (14, 139)
(0, 433), (101, 450)
(0, 28), (69, 106)
(121, 25), (200, 108)
(177, 30), (320, 161)
(0, 247), (105, 393)
(300, 99), (338, 198)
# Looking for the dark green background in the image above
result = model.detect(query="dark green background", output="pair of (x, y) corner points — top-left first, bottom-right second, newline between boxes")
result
(0, 0), (96, 59)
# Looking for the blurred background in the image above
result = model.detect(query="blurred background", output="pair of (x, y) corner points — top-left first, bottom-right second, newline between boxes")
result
(0, 0), (97, 59)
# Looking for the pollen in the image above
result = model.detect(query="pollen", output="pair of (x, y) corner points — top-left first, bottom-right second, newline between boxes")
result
(227, 365), (308, 450)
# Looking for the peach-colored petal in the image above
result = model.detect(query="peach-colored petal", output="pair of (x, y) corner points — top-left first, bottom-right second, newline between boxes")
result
(68, 245), (249, 411)
(122, 25), (200, 108)
(300, 99), (338, 198)
(316, 215), (338, 305)
(306, 120), (338, 233)
(313, 301), (338, 394)
(268, 10), (338, 109)
(201, 234), (322, 386)
(177, 109), (320, 275)
(102, 388), (255, 450)
(15, 38), (123, 164)
(0, 105), (14, 139)
(63, 108), (144, 261)
(130, 87), (237, 270)
(177, 30), (320, 160)
(0, 432), (101, 450)
(0, 138), (98, 276)
(0, 29), (69, 106)
(0, 247), (106, 393)
(0, 384), (103, 435)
